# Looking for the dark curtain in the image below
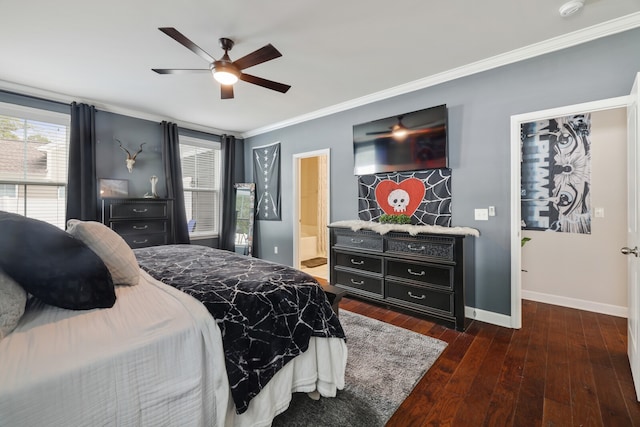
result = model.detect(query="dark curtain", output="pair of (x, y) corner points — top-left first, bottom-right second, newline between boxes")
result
(66, 102), (98, 222)
(161, 121), (190, 244)
(219, 134), (236, 251)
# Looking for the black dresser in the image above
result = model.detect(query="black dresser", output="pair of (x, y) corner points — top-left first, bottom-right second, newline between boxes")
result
(329, 225), (474, 331)
(101, 198), (174, 249)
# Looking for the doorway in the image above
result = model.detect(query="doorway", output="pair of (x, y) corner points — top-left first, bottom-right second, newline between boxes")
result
(510, 96), (630, 328)
(293, 149), (330, 280)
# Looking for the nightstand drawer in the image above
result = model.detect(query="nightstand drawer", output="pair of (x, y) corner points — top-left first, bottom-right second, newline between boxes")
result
(386, 280), (454, 316)
(334, 251), (382, 274)
(121, 233), (168, 249)
(386, 234), (454, 261)
(386, 259), (453, 290)
(334, 230), (383, 252)
(111, 220), (168, 235)
(335, 269), (383, 296)
(109, 202), (168, 219)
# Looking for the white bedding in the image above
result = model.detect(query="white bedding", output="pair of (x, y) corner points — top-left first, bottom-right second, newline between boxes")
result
(0, 269), (347, 427)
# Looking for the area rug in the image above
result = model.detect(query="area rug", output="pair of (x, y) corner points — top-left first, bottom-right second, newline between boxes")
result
(301, 257), (327, 268)
(272, 310), (447, 427)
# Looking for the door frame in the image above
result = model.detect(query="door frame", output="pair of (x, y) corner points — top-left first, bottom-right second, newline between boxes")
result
(509, 95), (629, 328)
(292, 148), (331, 269)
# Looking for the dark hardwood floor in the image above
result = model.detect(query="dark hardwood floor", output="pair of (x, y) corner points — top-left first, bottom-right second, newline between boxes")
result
(337, 295), (640, 427)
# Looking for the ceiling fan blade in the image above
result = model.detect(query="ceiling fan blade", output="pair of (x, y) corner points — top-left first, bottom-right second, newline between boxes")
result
(221, 85), (234, 99)
(239, 73), (291, 93)
(158, 27), (215, 63)
(152, 68), (211, 74)
(233, 44), (282, 71)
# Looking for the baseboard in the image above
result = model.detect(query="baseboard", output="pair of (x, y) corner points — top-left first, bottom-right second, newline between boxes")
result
(521, 290), (627, 318)
(465, 306), (513, 328)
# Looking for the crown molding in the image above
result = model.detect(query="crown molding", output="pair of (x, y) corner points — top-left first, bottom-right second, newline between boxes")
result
(242, 11), (640, 139)
(0, 79), (240, 138)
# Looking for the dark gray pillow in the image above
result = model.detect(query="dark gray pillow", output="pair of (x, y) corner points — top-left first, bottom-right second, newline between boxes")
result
(0, 211), (116, 310)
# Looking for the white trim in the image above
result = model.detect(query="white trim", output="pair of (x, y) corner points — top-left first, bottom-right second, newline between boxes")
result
(242, 12), (640, 138)
(465, 306), (513, 329)
(510, 96), (630, 329)
(522, 290), (627, 318)
(292, 149), (331, 269)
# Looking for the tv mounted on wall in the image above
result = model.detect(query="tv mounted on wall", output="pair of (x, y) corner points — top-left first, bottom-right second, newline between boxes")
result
(352, 104), (448, 175)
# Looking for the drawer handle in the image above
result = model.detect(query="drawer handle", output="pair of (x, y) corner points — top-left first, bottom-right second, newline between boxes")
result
(133, 225), (149, 230)
(350, 238), (364, 244)
(408, 268), (425, 276)
(408, 291), (426, 300)
(133, 239), (148, 244)
(350, 259), (365, 265)
(350, 279), (365, 285)
(132, 208), (148, 213)
(407, 244), (426, 251)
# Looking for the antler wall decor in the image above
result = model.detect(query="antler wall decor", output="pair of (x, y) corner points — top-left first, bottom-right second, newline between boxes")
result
(115, 139), (146, 173)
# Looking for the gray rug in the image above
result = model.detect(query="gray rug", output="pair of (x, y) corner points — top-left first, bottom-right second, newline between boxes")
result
(272, 310), (447, 427)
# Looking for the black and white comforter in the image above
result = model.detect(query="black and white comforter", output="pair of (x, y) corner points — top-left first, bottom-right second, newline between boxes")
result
(133, 244), (345, 414)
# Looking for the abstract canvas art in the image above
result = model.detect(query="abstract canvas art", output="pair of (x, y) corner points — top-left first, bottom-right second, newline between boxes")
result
(253, 142), (281, 221)
(521, 113), (591, 234)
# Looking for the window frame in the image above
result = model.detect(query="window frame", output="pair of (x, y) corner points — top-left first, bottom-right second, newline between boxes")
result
(178, 134), (222, 240)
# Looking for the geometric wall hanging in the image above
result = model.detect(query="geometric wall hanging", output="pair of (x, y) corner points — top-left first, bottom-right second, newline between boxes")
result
(253, 142), (281, 221)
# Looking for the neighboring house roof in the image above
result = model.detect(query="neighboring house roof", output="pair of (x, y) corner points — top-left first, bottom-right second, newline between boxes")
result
(0, 139), (48, 179)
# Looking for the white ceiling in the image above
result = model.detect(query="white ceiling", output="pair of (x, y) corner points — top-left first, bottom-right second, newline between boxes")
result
(1, 1), (639, 137)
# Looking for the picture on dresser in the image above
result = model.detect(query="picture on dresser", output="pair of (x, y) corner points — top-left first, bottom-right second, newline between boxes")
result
(357, 169), (451, 226)
(520, 113), (591, 234)
(99, 178), (129, 198)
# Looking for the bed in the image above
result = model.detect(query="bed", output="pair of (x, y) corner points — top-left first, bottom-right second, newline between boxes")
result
(0, 214), (347, 427)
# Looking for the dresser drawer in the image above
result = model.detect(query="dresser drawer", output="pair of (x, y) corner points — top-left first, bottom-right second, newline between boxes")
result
(334, 251), (382, 274)
(386, 259), (453, 290)
(108, 202), (168, 219)
(111, 220), (168, 235)
(334, 230), (383, 252)
(335, 269), (383, 296)
(122, 233), (168, 249)
(386, 234), (454, 261)
(386, 280), (454, 316)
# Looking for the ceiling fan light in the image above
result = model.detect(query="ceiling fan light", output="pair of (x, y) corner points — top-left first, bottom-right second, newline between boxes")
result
(213, 69), (238, 85)
(392, 124), (408, 139)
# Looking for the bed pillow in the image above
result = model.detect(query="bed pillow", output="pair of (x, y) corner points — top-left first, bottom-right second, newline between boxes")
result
(66, 219), (139, 286)
(0, 211), (116, 310)
(0, 269), (27, 340)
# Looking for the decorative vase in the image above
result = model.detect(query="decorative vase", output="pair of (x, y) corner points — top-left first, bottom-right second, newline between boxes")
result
(146, 175), (159, 198)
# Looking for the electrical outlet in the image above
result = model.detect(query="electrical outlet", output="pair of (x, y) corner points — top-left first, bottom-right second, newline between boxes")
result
(274, 246), (278, 254)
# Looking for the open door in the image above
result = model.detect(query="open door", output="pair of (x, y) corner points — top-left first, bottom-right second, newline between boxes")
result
(626, 72), (640, 400)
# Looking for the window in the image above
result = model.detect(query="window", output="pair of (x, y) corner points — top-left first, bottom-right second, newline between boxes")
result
(179, 135), (221, 238)
(0, 102), (70, 229)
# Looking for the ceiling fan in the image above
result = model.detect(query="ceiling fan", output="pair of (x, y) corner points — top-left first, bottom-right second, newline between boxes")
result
(152, 27), (291, 99)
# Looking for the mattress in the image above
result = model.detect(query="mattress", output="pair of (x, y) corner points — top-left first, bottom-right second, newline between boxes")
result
(0, 269), (347, 427)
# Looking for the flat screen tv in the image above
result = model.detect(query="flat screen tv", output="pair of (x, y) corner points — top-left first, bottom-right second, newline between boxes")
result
(353, 104), (448, 175)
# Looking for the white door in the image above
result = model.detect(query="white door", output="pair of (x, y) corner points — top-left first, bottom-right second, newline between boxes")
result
(626, 72), (640, 400)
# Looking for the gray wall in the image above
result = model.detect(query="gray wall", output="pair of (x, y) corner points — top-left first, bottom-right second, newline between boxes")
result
(244, 27), (640, 316)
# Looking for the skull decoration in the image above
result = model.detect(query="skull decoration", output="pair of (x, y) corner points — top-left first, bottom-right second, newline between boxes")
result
(116, 139), (146, 173)
(387, 189), (410, 212)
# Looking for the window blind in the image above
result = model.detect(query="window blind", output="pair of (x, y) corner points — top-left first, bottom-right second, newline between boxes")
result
(179, 135), (221, 238)
(0, 102), (70, 229)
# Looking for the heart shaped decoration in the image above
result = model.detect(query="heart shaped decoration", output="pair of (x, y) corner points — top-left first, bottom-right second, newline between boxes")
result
(375, 178), (426, 216)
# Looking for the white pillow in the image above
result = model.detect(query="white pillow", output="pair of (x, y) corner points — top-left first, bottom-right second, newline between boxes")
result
(66, 219), (140, 286)
(0, 269), (27, 340)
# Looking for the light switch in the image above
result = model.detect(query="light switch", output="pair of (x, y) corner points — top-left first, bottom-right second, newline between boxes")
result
(488, 206), (496, 217)
(475, 208), (489, 221)
(594, 207), (605, 218)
